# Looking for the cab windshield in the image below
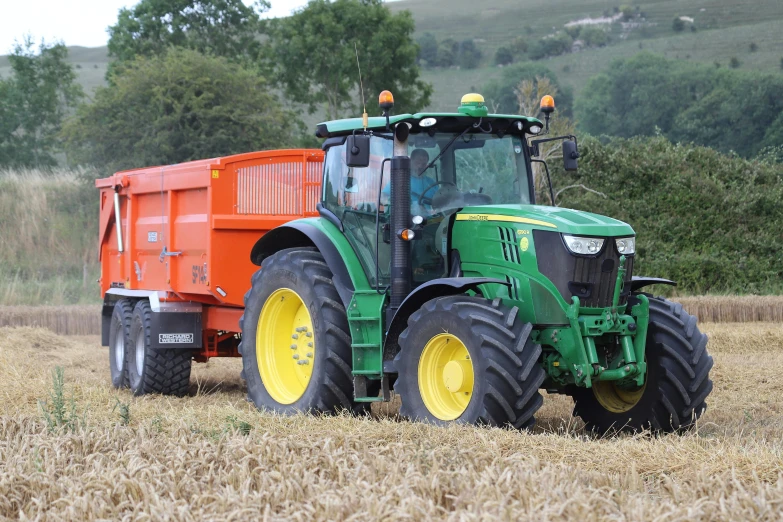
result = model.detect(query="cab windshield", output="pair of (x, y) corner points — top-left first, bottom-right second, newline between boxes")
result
(322, 131), (533, 287)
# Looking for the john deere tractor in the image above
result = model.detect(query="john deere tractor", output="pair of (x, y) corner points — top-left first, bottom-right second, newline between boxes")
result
(239, 91), (713, 433)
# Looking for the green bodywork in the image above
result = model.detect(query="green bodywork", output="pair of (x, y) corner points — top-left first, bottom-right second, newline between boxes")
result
(272, 107), (653, 401)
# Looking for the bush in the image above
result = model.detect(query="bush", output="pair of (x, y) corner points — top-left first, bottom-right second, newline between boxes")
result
(729, 57), (741, 68)
(581, 26), (609, 47)
(557, 136), (783, 294)
(484, 63), (574, 116)
(672, 17), (685, 32)
(529, 32), (573, 60)
(417, 33), (439, 65)
(495, 46), (514, 66)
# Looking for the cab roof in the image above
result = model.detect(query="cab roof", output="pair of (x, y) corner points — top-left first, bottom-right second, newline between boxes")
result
(315, 112), (543, 139)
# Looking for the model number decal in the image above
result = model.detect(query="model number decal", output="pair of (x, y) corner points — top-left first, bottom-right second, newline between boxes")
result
(159, 333), (193, 344)
(192, 264), (207, 285)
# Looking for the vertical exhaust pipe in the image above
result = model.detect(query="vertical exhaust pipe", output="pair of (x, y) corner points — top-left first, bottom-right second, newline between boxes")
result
(389, 154), (411, 316)
(114, 189), (124, 253)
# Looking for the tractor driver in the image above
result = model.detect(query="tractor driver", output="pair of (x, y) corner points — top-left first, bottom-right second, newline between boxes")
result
(381, 149), (438, 215)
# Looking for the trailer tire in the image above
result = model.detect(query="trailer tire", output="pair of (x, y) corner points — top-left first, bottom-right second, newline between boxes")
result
(393, 296), (545, 429)
(239, 247), (359, 415)
(571, 295), (713, 434)
(108, 299), (133, 389)
(128, 300), (192, 397)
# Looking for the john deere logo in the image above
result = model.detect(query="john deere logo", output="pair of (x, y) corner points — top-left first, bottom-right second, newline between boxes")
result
(520, 237), (529, 252)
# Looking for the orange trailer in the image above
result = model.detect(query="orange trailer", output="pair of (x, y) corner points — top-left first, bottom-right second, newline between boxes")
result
(96, 149), (323, 393)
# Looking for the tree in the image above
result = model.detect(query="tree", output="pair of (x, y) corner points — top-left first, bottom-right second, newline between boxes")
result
(495, 46), (514, 66)
(416, 33), (438, 66)
(457, 39), (482, 69)
(0, 38), (83, 167)
(729, 56), (741, 68)
(483, 63), (574, 116)
(672, 17), (685, 32)
(515, 77), (584, 205)
(62, 49), (295, 174)
(578, 53), (783, 157)
(437, 38), (457, 67)
(529, 32), (573, 60)
(107, 0), (268, 71)
(270, 0), (431, 120)
(510, 36), (528, 55)
(581, 26), (609, 47)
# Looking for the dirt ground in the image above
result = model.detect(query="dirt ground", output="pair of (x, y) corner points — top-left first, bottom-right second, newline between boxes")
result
(1, 323), (782, 521)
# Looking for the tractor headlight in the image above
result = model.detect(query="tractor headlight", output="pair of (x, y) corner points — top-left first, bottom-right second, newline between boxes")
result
(563, 235), (604, 255)
(615, 237), (636, 255)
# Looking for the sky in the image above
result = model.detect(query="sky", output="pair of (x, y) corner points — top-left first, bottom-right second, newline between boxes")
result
(0, 0), (313, 54)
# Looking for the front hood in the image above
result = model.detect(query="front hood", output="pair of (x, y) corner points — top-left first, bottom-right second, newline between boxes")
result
(457, 204), (635, 237)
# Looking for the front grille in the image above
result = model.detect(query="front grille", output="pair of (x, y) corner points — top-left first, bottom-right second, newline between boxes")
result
(533, 230), (634, 308)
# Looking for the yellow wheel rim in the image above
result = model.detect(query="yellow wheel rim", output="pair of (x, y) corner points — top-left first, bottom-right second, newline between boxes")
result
(418, 333), (474, 421)
(592, 380), (646, 413)
(256, 288), (314, 404)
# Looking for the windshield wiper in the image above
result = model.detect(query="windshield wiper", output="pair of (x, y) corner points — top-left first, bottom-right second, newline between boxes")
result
(420, 127), (472, 176)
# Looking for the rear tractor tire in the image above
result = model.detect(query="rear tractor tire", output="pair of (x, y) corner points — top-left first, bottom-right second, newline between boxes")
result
(108, 299), (133, 389)
(128, 300), (192, 397)
(572, 295), (713, 434)
(393, 296), (545, 429)
(238, 248), (358, 415)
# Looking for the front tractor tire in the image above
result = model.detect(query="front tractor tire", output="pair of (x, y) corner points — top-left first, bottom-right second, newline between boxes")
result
(127, 300), (192, 397)
(572, 295), (714, 434)
(393, 296), (545, 429)
(239, 248), (357, 415)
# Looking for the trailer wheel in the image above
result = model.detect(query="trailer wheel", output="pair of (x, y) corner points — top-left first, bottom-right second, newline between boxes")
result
(128, 300), (192, 397)
(108, 299), (133, 389)
(393, 296), (545, 429)
(239, 247), (358, 414)
(571, 295), (713, 433)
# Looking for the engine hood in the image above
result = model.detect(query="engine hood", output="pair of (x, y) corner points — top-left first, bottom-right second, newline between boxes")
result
(456, 204), (635, 237)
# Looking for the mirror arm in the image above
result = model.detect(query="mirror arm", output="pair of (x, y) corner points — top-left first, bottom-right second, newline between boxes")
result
(528, 134), (577, 158)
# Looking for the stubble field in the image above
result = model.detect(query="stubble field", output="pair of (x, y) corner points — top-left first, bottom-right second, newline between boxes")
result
(1, 322), (782, 520)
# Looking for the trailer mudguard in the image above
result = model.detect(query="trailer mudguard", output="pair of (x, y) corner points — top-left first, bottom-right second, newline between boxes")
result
(629, 276), (676, 292)
(382, 277), (511, 365)
(250, 218), (369, 308)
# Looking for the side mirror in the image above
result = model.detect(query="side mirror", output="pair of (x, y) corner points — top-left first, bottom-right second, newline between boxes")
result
(563, 140), (579, 171)
(345, 134), (370, 168)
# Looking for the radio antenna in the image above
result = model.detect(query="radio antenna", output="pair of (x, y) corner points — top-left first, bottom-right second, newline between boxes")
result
(354, 43), (368, 130)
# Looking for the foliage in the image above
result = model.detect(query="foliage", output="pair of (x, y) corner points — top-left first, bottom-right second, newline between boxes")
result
(483, 63), (574, 116)
(672, 17), (685, 32)
(515, 77), (577, 203)
(580, 27), (609, 48)
(417, 32), (438, 65)
(269, 0), (431, 119)
(495, 46), (514, 66)
(39, 366), (84, 433)
(729, 56), (741, 68)
(578, 53), (783, 157)
(455, 39), (482, 69)
(510, 36), (528, 55)
(63, 49), (295, 174)
(557, 136), (783, 294)
(107, 0), (268, 72)
(529, 32), (573, 60)
(0, 38), (83, 167)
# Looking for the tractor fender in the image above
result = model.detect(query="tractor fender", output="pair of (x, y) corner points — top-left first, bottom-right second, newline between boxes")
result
(250, 221), (355, 307)
(382, 277), (511, 367)
(629, 276), (676, 293)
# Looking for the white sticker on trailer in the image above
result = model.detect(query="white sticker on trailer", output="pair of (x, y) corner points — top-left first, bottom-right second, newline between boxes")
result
(148, 231), (158, 242)
(159, 333), (193, 344)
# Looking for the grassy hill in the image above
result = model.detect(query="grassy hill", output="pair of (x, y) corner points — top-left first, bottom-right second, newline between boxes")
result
(1, 0), (781, 112)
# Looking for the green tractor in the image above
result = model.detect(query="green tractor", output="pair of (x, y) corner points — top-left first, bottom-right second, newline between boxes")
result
(239, 91), (713, 433)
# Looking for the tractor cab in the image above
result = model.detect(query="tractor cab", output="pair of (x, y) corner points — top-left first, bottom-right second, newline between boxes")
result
(318, 93), (542, 288)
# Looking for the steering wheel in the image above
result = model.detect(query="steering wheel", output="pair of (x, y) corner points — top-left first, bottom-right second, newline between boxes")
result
(417, 181), (458, 206)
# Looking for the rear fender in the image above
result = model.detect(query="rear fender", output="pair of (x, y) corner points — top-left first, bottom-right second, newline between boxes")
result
(250, 218), (371, 308)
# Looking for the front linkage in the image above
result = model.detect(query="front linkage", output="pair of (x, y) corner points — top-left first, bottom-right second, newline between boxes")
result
(536, 256), (650, 390)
